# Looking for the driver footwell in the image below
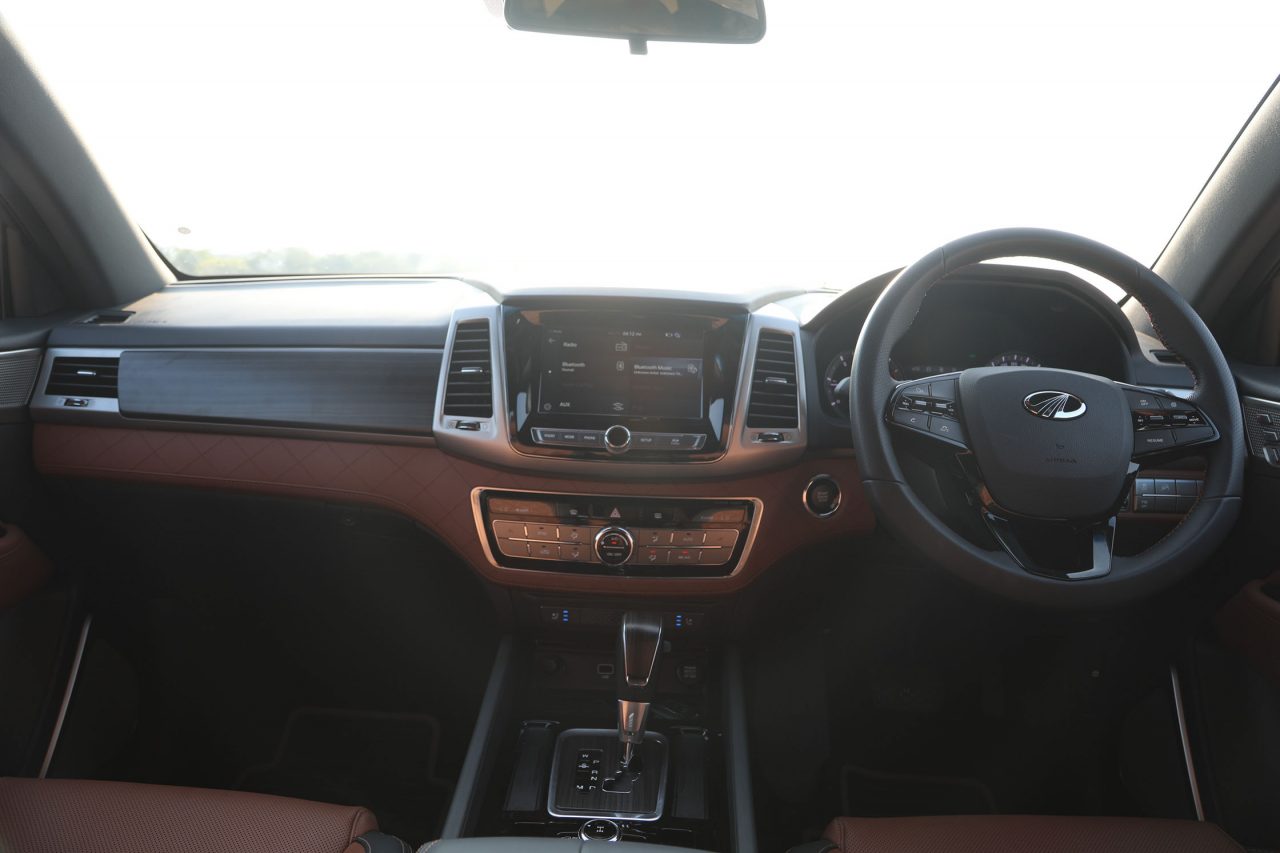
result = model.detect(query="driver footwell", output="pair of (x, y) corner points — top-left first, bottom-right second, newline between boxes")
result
(742, 536), (1201, 849)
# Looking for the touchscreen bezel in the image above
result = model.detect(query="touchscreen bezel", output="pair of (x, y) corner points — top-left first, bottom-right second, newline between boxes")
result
(506, 308), (745, 460)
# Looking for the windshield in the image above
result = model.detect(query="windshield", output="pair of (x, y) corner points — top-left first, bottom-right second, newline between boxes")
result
(3, 1), (1278, 290)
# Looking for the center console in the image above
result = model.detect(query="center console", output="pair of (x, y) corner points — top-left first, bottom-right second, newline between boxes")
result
(442, 613), (751, 852)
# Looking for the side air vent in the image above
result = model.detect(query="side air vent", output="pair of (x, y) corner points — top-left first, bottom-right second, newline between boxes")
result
(442, 320), (494, 418)
(45, 356), (120, 398)
(746, 330), (799, 428)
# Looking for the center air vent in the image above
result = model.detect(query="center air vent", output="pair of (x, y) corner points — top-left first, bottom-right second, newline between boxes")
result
(45, 356), (120, 399)
(442, 320), (494, 418)
(746, 330), (798, 428)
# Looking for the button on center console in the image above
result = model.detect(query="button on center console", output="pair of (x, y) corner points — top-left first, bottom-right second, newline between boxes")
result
(579, 819), (620, 842)
(532, 427), (706, 453)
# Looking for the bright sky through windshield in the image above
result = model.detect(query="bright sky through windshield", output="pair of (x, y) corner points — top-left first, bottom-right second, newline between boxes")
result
(3, 1), (1279, 289)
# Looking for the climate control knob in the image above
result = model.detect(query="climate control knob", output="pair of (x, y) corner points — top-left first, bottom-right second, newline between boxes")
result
(594, 526), (634, 566)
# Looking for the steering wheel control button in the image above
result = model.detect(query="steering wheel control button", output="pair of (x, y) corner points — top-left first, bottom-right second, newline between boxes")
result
(1161, 396), (1196, 412)
(804, 475), (842, 518)
(1125, 389), (1162, 410)
(1135, 430), (1175, 454)
(604, 424), (632, 454)
(1125, 386), (1217, 456)
(1172, 426), (1214, 446)
(580, 819), (621, 842)
(892, 409), (929, 430)
(889, 375), (966, 446)
(927, 416), (966, 443)
(929, 378), (957, 400)
(1129, 477), (1202, 514)
(594, 527), (634, 566)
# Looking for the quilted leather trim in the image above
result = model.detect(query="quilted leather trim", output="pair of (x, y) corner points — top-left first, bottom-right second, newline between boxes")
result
(33, 424), (874, 596)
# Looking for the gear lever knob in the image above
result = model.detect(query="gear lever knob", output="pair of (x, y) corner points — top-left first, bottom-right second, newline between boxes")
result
(616, 612), (662, 768)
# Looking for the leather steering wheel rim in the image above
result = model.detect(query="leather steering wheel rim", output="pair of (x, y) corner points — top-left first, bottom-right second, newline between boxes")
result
(849, 228), (1245, 608)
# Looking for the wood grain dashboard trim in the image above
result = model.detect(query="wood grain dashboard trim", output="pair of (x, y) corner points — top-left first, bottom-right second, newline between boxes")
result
(33, 424), (875, 597)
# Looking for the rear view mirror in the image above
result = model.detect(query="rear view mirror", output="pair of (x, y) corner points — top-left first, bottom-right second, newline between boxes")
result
(504, 0), (765, 53)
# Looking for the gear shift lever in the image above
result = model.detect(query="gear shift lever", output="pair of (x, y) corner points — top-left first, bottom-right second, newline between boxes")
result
(616, 612), (663, 769)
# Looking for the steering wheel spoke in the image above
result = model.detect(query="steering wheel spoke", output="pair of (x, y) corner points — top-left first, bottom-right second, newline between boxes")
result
(1122, 384), (1219, 460)
(885, 372), (970, 450)
(957, 453), (1136, 580)
(982, 509), (1119, 580)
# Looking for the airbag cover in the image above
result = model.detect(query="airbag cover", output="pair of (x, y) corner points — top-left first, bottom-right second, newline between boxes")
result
(959, 367), (1132, 519)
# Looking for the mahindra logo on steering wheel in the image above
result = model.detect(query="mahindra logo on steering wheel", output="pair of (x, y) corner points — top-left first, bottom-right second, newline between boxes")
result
(1023, 390), (1087, 420)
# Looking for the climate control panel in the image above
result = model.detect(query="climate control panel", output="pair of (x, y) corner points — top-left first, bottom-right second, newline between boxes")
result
(474, 489), (757, 577)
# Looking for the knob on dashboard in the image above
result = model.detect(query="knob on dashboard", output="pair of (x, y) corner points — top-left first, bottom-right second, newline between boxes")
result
(604, 424), (632, 455)
(594, 526), (634, 566)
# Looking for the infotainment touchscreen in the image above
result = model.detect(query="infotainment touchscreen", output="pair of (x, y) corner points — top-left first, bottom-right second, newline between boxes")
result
(537, 324), (704, 419)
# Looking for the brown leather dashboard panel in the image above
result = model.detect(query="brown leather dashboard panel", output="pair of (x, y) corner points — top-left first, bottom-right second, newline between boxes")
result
(33, 424), (874, 596)
(0, 524), (53, 610)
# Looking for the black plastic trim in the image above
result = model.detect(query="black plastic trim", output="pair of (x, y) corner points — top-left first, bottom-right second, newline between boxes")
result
(118, 348), (441, 435)
(441, 636), (516, 840)
(722, 646), (757, 853)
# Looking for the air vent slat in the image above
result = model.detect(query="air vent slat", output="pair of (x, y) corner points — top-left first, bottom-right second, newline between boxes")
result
(442, 320), (494, 418)
(746, 330), (798, 429)
(45, 356), (120, 399)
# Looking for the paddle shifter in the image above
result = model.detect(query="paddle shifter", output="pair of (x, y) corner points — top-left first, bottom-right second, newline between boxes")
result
(616, 612), (663, 769)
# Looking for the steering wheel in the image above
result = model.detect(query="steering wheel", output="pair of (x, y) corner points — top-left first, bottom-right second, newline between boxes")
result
(849, 228), (1245, 607)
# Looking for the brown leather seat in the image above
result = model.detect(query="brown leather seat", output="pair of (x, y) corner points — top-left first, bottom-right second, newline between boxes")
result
(0, 778), (380, 853)
(824, 815), (1244, 853)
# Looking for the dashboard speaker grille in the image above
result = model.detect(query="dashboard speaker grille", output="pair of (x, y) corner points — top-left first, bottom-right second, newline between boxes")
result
(45, 356), (120, 399)
(746, 330), (798, 428)
(0, 350), (41, 407)
(443, 320), (494, 418)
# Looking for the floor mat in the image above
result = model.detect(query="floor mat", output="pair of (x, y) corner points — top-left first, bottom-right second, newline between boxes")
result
(840, 764), (997, 817)
(236, 708), (452, 844)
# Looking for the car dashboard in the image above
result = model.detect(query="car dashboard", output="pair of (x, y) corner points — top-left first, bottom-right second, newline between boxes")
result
(25, 263), (1199, 599)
